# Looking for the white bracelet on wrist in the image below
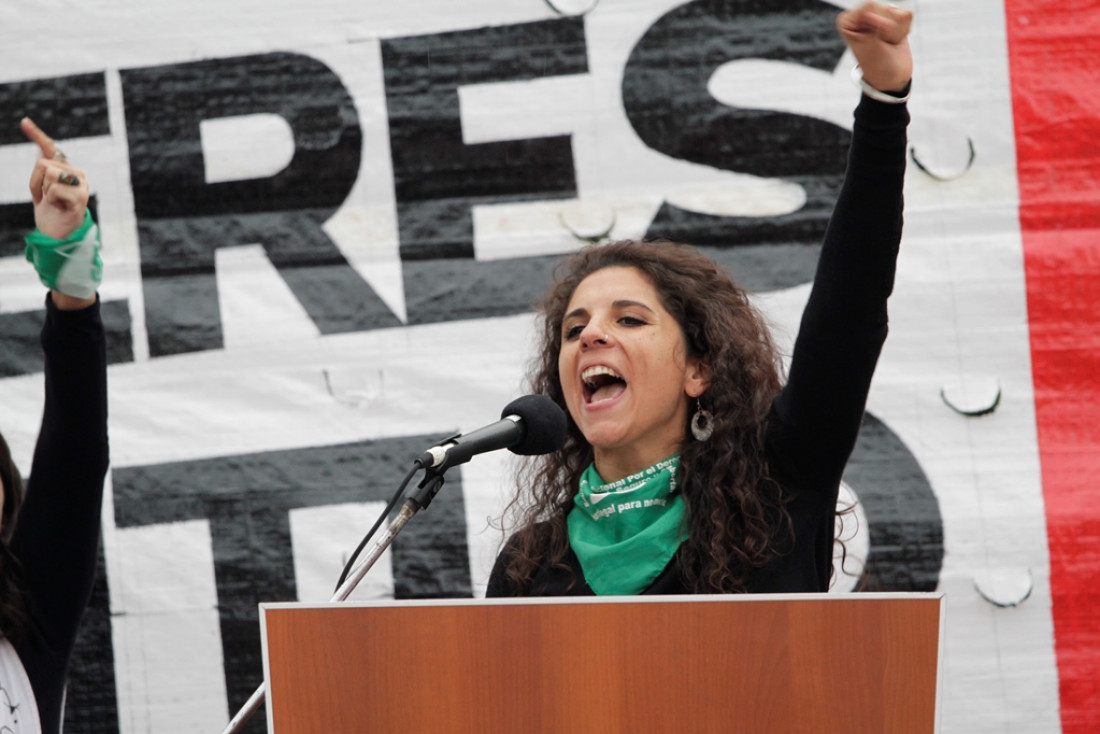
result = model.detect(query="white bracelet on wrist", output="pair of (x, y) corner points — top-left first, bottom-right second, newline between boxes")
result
(850, 64), (910, 104)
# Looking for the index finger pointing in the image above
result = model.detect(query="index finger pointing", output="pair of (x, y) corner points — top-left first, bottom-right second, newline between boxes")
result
(20, 117), (61, 159)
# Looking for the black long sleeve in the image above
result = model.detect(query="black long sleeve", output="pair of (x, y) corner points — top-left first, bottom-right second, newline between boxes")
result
(11, 295), (109, 734)
(757, 94), (909, 593)
(768, 94), (909, 484)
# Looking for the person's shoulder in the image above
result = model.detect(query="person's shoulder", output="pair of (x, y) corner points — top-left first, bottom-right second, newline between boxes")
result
(487, 521), (564, 597)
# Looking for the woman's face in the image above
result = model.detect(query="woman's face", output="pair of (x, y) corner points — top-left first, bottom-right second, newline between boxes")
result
(558, 266), (708, 480)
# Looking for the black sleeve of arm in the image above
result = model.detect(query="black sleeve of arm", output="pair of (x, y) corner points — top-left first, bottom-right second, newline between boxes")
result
(769, 96), (909, 479)
(13, 294), (110, 656)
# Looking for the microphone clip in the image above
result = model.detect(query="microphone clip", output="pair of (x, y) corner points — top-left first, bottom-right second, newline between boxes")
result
(415, 431), (463, 471)
(405, 464), (448, 511)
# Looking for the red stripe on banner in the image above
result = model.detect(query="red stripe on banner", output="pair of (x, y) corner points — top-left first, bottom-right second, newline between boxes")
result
(1005, 2), (1100, 732)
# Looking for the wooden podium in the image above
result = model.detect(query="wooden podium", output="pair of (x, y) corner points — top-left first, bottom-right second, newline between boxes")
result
(260, 593), (944, 733)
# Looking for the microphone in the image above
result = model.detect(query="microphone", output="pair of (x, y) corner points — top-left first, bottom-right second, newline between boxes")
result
(417, 394), (567, 470)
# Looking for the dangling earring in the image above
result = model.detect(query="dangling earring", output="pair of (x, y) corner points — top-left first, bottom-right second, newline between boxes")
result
(690, 400), (714, 441)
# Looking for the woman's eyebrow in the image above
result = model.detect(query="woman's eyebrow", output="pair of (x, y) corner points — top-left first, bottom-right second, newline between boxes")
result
(563, 307), (588, 321)
(612, 299), (656, 314)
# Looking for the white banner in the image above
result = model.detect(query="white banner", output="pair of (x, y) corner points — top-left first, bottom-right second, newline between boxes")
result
(0, 1), (1077, 732)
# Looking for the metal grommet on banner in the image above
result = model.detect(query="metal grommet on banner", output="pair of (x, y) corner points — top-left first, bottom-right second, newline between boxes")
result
(558, 208), (615, 244)
(911, 138), (977, 181)
(544, 0), (600, 16)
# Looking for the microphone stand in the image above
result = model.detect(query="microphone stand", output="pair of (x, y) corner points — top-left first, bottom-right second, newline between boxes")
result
(219, 466), (448, 733)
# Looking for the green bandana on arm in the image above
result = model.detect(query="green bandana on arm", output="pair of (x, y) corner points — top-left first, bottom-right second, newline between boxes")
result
(25, 209), (103, 299)
(567, 455), (688, 595)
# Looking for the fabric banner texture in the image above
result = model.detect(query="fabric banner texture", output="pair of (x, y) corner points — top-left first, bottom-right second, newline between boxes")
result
(0, 1), (1096, 732)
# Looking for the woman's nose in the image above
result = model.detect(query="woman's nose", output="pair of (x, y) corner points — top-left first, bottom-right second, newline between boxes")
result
(579, 324), (610, 349)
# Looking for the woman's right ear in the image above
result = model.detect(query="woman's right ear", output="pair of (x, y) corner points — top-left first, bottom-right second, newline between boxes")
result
(685, 359), (711, 399)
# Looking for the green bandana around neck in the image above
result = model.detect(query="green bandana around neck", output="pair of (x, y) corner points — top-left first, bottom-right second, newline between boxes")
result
(567, 455), (687, 595)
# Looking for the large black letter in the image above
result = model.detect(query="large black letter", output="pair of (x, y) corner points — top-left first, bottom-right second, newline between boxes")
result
(624, 0), (851, 292)
(121, 53), (400, 358)
(846, 412), (944, 591)
(113, 435), (472, 732)
(383, 18), (588, 324)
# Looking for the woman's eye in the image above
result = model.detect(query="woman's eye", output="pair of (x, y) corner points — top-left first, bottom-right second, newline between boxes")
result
(564, 324), (585, 340)
(620, 316), (646, 327)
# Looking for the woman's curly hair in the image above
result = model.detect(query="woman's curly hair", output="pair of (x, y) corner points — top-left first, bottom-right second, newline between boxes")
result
(501, 239), (791, 593)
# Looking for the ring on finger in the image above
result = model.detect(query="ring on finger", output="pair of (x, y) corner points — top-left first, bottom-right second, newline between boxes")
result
(57, 170), (81, 187)
(52, 147), (68, 163)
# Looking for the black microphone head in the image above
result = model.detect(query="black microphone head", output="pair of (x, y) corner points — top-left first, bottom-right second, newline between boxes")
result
(501, 394), (567, 456)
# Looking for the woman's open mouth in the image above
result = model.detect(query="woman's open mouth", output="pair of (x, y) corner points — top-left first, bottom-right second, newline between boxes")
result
(582, 365), (627, 404)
